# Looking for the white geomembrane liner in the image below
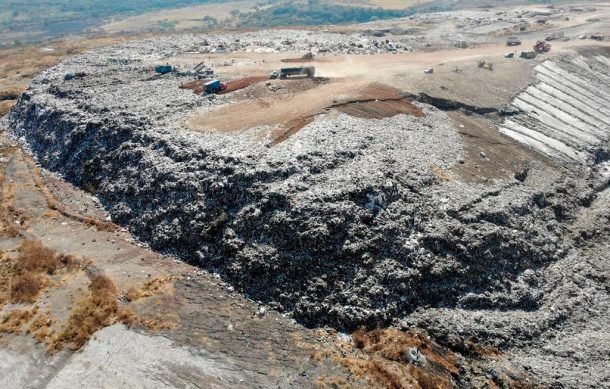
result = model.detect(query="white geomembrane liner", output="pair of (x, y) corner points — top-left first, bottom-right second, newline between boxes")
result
(500, 56), (610, 165)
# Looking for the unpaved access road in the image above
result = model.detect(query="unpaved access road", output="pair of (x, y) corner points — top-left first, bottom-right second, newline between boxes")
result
(185, 39), (610, 143)
(188, 80), (421, 140)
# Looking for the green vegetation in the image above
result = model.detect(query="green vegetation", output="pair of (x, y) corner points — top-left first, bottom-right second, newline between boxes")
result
(0, 0), (222, 30)
(0, 0), (580, 46)
(238, 1), (410, 27)
(0, 0), (411, 33)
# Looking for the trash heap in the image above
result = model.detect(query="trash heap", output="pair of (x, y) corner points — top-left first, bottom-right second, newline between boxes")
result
(5, 32), (606, 338)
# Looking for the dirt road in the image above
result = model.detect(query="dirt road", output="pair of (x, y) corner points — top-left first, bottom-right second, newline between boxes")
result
(185, 40), (610, 143)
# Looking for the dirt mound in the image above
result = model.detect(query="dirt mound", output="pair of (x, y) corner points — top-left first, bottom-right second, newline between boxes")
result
(7, 32), (610, 388)
(179, 79), (211, 94)
(281, 58), (316, 63)
(335, 98), (424, 119)
(179, 76), (268, 95)
(218, 76), (268, 94)
(190, 81), (424, 143)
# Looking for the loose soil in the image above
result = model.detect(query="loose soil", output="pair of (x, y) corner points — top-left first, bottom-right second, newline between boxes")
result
(218, 75), (269, 94)
(447, 110), (554, 182)
(189, 80), (424, 143)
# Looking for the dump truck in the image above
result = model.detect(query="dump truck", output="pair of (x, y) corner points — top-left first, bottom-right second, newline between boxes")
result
(279, 66), (315, 79)
(204, 79), (226, 94)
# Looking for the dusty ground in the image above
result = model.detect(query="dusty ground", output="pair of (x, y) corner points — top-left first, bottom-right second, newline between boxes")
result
(188, 79), (423, 142)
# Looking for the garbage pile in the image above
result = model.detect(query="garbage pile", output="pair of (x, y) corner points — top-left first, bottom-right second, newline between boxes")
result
(7, 34), (601, 333)
(127, 29), (415, 56)
(5, 31), (610, 387)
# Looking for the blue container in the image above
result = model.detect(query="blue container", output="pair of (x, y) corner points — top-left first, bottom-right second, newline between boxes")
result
(204, 79), (222, 93)
(155, 65), (173, 74)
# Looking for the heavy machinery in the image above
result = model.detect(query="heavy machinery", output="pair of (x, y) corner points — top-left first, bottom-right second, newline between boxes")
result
(520, 51), (537, 59)
(279, 66), (315, 79)
(534, 40), (551, 53)
(193, 62), (206, 73)
(506, 36), (522, 46)
(204, 79), (226, 94)
(545, 32), (564, 41)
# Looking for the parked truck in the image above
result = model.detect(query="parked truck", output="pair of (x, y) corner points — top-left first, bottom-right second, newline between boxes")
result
(279, 66), (315, 79)
(204, 79), (226, 94)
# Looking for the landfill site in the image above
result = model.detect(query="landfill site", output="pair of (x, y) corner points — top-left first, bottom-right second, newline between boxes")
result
(1, 2), (610, 388)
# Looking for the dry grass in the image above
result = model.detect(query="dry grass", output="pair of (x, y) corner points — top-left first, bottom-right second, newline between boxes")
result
(24, 238), (81, 273)
(19, 239), (62, 274)
(315, 375), (351, 388)
(315, 328), (459, 389)
(337, 357), (406, 389)
(10, 271), (51, 303)
(5, 239), (81, 304)
(124, 275), (179, 302)
(140, 316), (178, 332)
(0, 306), (38, 334)
(27, 314), (56, 343)
(0, 172), (21, 238)
(0, 239), (82, 306)
(50, 274), (135, 352)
